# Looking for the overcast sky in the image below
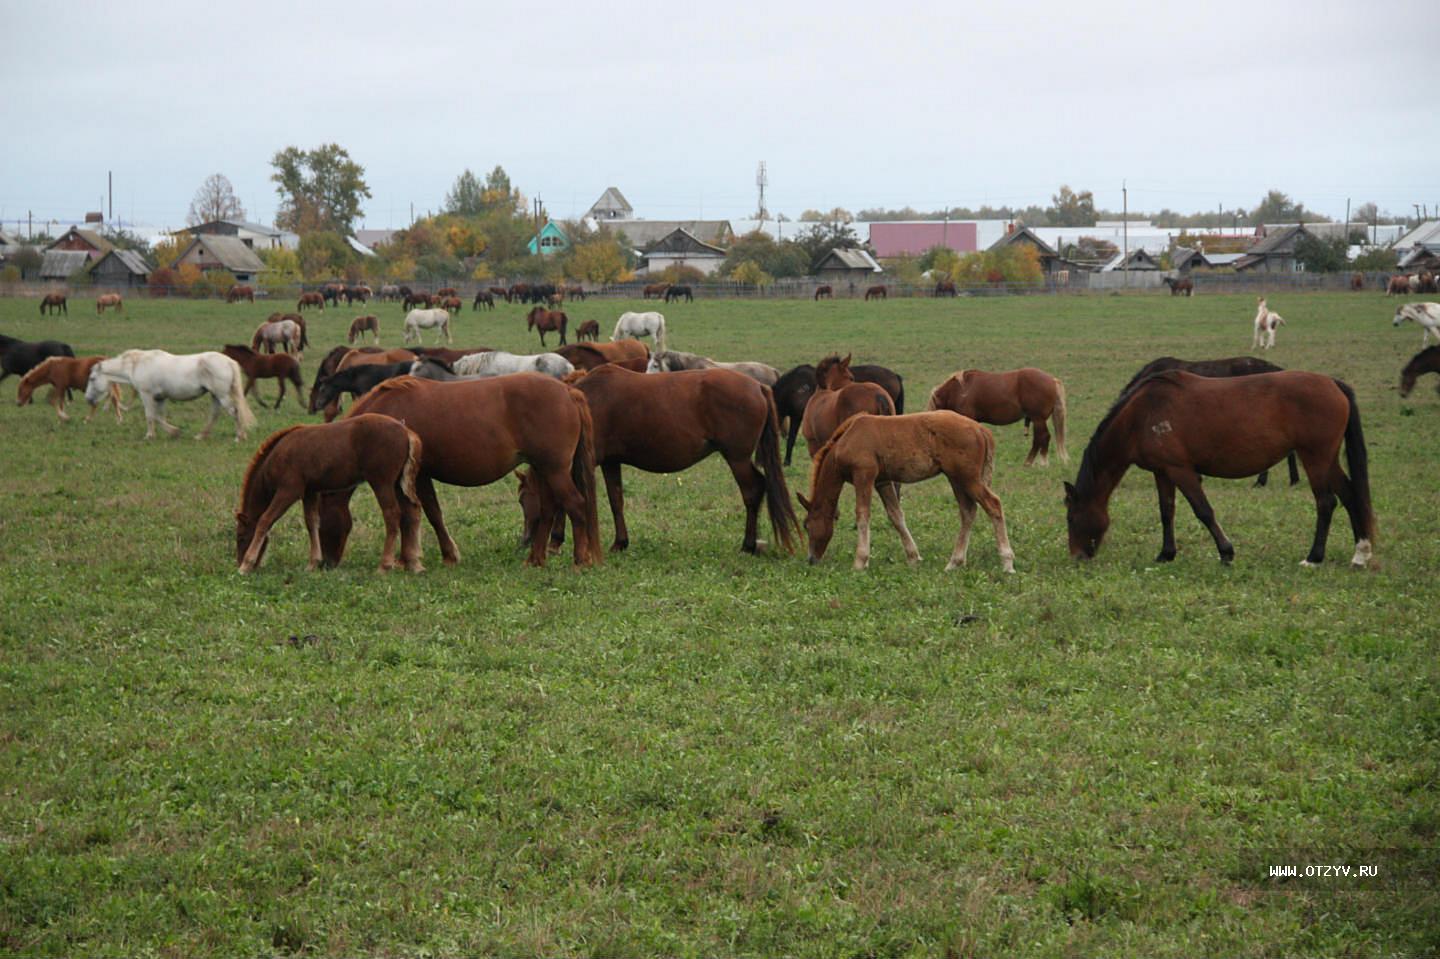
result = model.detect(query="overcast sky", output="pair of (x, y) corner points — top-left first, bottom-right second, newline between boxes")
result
(6, 0), (1438, 234)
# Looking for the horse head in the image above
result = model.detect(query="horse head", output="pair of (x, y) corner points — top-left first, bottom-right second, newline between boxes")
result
(1063, 480), (1110, 560)
(309, 374), (340, 414)
(83, 364), (109, 407)
(795, 490), (838, 564)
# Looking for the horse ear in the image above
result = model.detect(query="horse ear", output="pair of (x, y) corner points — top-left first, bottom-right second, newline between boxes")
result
(796, 492), (811, 512)
(842, 353), (852, 367)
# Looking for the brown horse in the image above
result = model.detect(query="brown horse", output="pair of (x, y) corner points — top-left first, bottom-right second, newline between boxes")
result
(1162, 276), (1195, 297)
(96, 293), (123, 314)
(526, 306), (568, 347)
(435, 287), (457, 298)
(39, 293), (67, 315)
(797, 411), (1015, 572)
(222, 344), (304, 409)
(402, 292), (434, 311)
(643, 283), (669, 300)
(348, 315), (380, 344)
(409, 345), (493, 365)
(934, 281), (957, 297)
(236, 415), (424, 573)
(297, 292), (325, 311)
(488, 286), (510, 303)
(800, 354), (897, 459)
(927, 368), (1067, 466)
(863, 285), (887, 301)
(319, 376), (603, 568)
(472, 291), (495, 310)
(318, 348), (421, 420)
(1351, 273), (1364, 291)
(575, 319), (600, 342)
(17, 356), (123, 422)
(814, 285), (833, 301)
(439, 295), (463, 313)
(555, 339), (650, 371)
(1400, 345), (1440, 398)
(1386, 275), (1411, 296)
(227, 284), (255, 303)
(1064, 370), (1376, 567)
(519, 364), (798, 555)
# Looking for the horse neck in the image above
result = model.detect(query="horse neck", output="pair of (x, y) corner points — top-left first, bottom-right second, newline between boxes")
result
(238, 460), (276, 522)
(1075, 403), (1137, 506)
(808, 445), (847, 512)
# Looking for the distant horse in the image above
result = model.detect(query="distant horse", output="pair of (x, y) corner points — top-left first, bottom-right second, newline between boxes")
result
(86, 349), (256, 441)
(348, 314), (380, 344)
(379, 284), (401, 301)
(1120, 356), (1300, 486)
(226, 284), (255, 304)
(517, 364), (797, 555)
(310, 361), (418, 418)
(344, 285), (372, 305)
(798, 412), (1015, 573)
(814, 285), (833, 301)
(403, 308), (452, 344)
(927, 367), (1068, 466)
(555, 339), (650, 371)
(575, 319), (600, 341)
(774, 361), (906, 465)
(646, 349), (779, 386)
(1386, 275), (1411, 296)
(17, 356), (123, 422)
(664, 285), (694, 303)
(546, 293), (564, 308)
(439, 295), (463, 313)
(435, 287), (457, 298)
(39, 293), (68, 315)
(565, 286), (587, 301)
(1064, 370), (1375, 567)
(1252, 297), (1285, 350)
(0, 334), (75, 386)
(318, 375), (603, 569)
(321, 283), (345, 305)
(1394, 302), (1440, 345)
(452, 350), (574, 379)
(222, 344), (304, 410)
(251, 318), (305, 358)
(934, 281), (957, 297)
(864, 285), (887, 301)
(472, 291), (495, 310)
(96, 293), (123, 314)
(799, 354), (897, 459)
(297, 292), (325, 311)
(402, 292), (434, 311)
(526, 306), (568, 347)
(236, 415), (424, 573)
(612, 311), (667, 351)
(642, 283), (669, 300)
(1400, 346), (1440, 398)
(507, 282), (531, 304)
(1162, 276), (1194, 297)
(487, 286), (510, 303)
(1351, 273), (1364, 291)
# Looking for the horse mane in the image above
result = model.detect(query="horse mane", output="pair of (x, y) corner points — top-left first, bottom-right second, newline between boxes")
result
(1074, 371), (1186, 494)
(20, 354), (69, 384)
(238, 425), (307, 511)
(807, 412), (869, 496)
(925, 371), (965, 411)
(348, 375), (422, 415)
(1404, 345), (1440, 371)
(224, 343), (254, 355)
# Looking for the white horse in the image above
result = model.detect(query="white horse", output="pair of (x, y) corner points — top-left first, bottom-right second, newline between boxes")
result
(645, 349), (780, 387)
(451, 350), (575, 379)
(403, 308), (452, 344)
(1252, 297), (1285, 350)
(85, 349), (256, 441)
(1394, 302), (1440, 345)
(612, 311), (667, 352)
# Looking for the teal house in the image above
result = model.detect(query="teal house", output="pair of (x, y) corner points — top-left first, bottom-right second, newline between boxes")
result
(527, 221), (570, 257)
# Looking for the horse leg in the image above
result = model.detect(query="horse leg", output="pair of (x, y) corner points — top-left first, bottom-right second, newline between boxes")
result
(317, 489), (356, 567)
(368, 480), (404, 572)
(302, 493), (325, 570)
(1033, 418), (1051, 467)
(416, 474), (460, 565)
(1154, 473), (1179, 562)
(196, 395), (221, 440)
(399, 490), (425, 572)
(1174, 472), (1234, 564)
(852, 471), (876, 570)
(49, 386), (69, 421)
(602, 461), (629, 551)
(960, 475), (1015, 572)
(879, 481), (921, 566)
(541, 468), (596, 568)
(1328, 466), (1373, 568)
(239, 490), (301, 572)
(273, 378), (286, 410)
(725, 456), (766, 553)
(783, 413), (802, 466)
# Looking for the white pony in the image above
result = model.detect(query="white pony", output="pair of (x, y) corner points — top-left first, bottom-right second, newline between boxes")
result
(1394, 302), (1440, 345)
(612, 311), (667, 352)
(645, 349), (781, 387)
(1252, 297), (1285, 350)
(403, 308), (452, 344)
(85, 349), (256, 441)
(451, 350), (575, 379)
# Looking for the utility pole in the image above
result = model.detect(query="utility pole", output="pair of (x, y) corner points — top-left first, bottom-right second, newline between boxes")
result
(1122, 180), (1128, 286)
(108, 171), (113, 224)
(1344, 198), (1350, 249)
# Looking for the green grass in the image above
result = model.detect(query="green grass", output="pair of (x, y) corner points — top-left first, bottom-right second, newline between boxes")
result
(1, 290), (1437, 957)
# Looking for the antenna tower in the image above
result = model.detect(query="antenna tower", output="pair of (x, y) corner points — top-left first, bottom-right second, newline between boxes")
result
(755, 161), (769, 224)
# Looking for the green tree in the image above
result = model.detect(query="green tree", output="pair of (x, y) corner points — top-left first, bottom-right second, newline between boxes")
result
(794, 221), (863, 273)
(1294, 233), (1348, 273)
(483, 165), (520, 214)
(729, 260), (774, 286)
(297, 231), (353, 280)
(568, 235), (630, 284)
(720, 231), (809, 279)
(271, 144), (371, 235)
(1352, 247), (1397, 272)
(444, 169), (486, 217)
(1048, 185), (1096, 227)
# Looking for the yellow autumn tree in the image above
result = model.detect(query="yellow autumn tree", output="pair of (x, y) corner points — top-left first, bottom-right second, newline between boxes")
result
(568, 237), (630, 284)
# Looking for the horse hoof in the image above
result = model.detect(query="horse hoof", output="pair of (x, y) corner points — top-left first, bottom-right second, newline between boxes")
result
(406, 562), (426, 574)
(1155, 552), (1175, 563)
(1300, 559), (1319, 568)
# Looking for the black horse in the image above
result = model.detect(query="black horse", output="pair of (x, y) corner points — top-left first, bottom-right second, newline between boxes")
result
(309, 361), (417, 414)
(664, 285), (694, 303)
(1121, 356), (1298, 486)
(1400, 346), (1440, 398)
(522, 283), (557, 305)
(774, 362), (906, 465)
(0, 334), (75, 386)
(472, 291), (495, 310)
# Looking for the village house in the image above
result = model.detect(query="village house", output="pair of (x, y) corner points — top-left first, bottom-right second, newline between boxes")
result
(171, 234), (267, 284)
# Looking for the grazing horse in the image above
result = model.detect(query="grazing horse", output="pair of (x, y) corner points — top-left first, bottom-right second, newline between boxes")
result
(518, 364), (798, 555)
(297, 292), (325, 311)
(1387, 275), (1412, 296)
(646, 349), (779, 386)
(251, 318), (305, 359)
(439, 295), (463, 313)
(85, 349), (256, 441)
(864, 285), (887, 301)
(1162, 276), (1195, 297)
(934, 281), (957, 297)
(1394, 302), (1440, 345)
(402, 292), (434, 311)
(926, 368), (1068, 466)
(317, 376), (603, 569)
(451, 350), (574, 379)
(321, 283), (345, 305)
(800, 354), (897, 459)
(403, 308), (452, 344)
(96, 293), (123, 314)
(409, 345), (493, 365)
(348, 314), (380, 344)
(814, 285), (833, 301)
(39, 293), (68, 315)
(575, 319), (600, 341)
(309, 345), (395, 418)
(472, 291), (495, 310)
(664, 284), (694, 303)
(565, 286), (587, 301)
(434, 287), (457, 299)
(488, 286), (510, 303)
(226, 284), (255, 304)
(236, 415), (424, 573)
(0, 334), (75, 386)
(379, 284), (401, 301)
(1252, 297), (1285, 350)
(642, 283), (669, 300)
(1400, 346), (1440, 398)
(222, 344), (305, 410)
(17, 356), (124, 422)
(343, 285), (372, 304)
(774, 362), (906, 465)
(1065, 370), (1375, 567)
(555, 339), (650, 371)
(797, 412), (1015, 573)
(526, 306), (568, 347)
(310, 361), (419, 418)
(612, 311), (667, 351)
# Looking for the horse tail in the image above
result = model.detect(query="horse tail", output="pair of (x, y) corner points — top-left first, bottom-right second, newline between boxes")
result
(1335, 378), (1377, 546)
(1052, 376), (1069, 462)
(657, 319), (667, 353)
(226, 358), (257, 436)
(892, 374), (905, 414)
(757, 384), (800, 553)
(567, 388), (603, 567)
(981, 424), (997, 488)
(874, 388), (895, 417)
(299, 320), (310, 350)
(399, 427), (422, 505)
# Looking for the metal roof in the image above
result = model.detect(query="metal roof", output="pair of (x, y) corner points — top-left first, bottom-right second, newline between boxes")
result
(1392, 221), (1440, 250)
(609, 219), (733, 249)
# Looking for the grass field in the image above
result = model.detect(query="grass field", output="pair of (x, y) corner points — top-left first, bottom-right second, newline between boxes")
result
(1, 289), (1437, 957)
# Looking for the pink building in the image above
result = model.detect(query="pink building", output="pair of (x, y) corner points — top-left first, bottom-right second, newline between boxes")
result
(868, 221), (978, 258)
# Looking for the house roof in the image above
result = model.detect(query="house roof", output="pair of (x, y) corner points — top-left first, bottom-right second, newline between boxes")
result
(346, 235), (376, 257)
(90, 248), (153, 275)
(1392, 220), (1440, 250)
(1172, 247), (1206, 270)
(46, 227), (113, 255)
(868, 221), (979, 257)
(610, 219), (733, 249)
(1245, 224), (1307, 255)
(174, 234), (266, 273)
(187, 218), (286, 237)
(1099, 248), (1160, 271)
(1398, 243), (1440, 269)
(988, 225), (1058, 257)
(588, 187), (633, 217)
(817, 248), (882, 272)
(353, 229), (397, 249)
(642, 228), (727, 258)
(39, 249), (92, 278)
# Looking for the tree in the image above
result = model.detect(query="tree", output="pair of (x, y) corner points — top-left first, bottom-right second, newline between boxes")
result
(794, 221), (863, 273)
(271, 144), (371, 235)
(1048, 185), (1096, 227)
(1250, 190), (1311, 226)
(720, 231), (809, 279)
(568, 235), (630, 284)
(444, 169), (486, 217)
(297, 231), (353, 280)
(799, 207), (853, 224)
(483, 165), (520, 214)
(729, 261), (774, 286)
(1294, 233), (1348, 273)
(187, 173), (246, 227)
(1352, 247), (1397, 272)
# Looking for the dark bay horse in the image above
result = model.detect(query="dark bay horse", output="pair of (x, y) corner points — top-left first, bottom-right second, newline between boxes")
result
(814, 285), (833, 301)
(864, 285), (887, 301)
(222, 345), (305, 409)
(519, 364), (797, 555)
(927, 368), (1067, 466)
(664, 285), (694, 303)
(39, 294), (68, 315)
(1400, 346), (1440, 398)
(402, 291), (433, 311)
(1064, 370), (1376, 567)
(575, 320), (600, 342)
(775, 361), (905, 465)
(0, 334), (75, 386)
(526, 306), (568, 347)
(472, 291), (495, 310)
(555, 340), (650, 371)
(934, 281), (957, 297)
(310, 361), (417, 418)
(800, 354), (897, 459)
(1162, 276), (1194, 296)
(318, 376), (602, 568)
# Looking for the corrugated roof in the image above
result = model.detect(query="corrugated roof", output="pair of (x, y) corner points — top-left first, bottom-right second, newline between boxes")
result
(39, 249), (92, 278)
(818, 248), (882, 272)
(92, 249), (153, 275)
(1245, 224), (1306, 255)
(1392, 220), (1440, 250)
(175, 234), (266, 273)
(354, 229), (397, 248)
(609, 219), (733, 249)
(869, 221), (979, 257)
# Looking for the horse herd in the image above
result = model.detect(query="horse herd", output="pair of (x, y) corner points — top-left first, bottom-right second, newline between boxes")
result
(5, 295), (1439, 577)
